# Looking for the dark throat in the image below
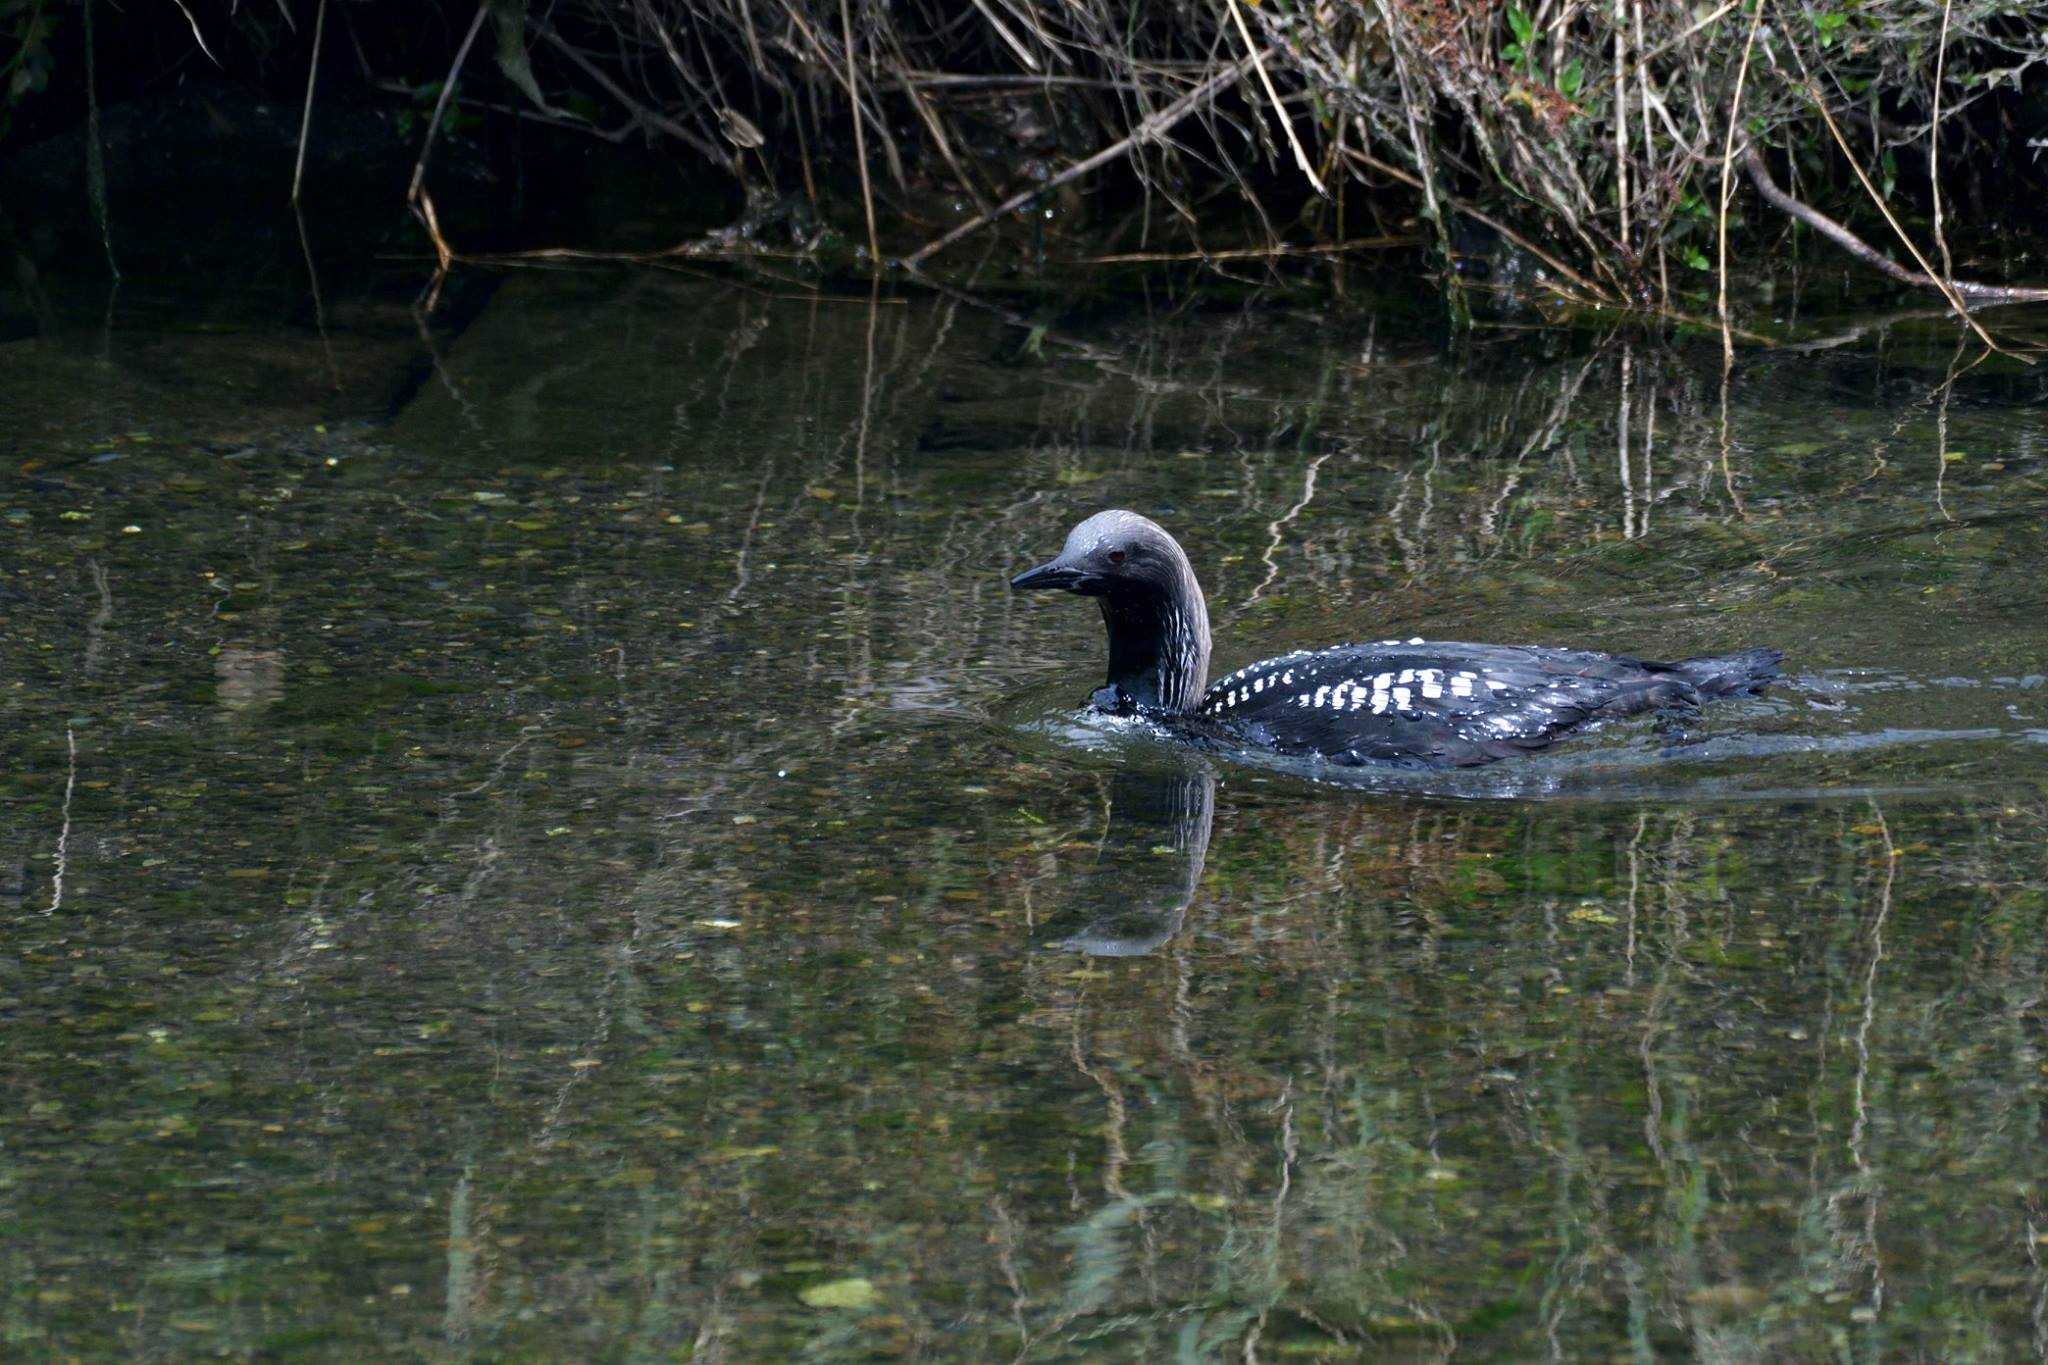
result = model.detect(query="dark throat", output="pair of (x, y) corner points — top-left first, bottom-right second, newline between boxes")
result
(1099, 589), (1203, 714)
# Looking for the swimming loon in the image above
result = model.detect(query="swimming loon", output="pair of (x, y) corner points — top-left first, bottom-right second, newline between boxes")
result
(1011, 509), (1782, 768)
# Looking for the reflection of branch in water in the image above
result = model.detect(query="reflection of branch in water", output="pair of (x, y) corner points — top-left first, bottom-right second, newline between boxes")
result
(2029, 1214), (2047, 1362)
(46, 727), (77, 916)
(1928, 337), (1989, 526)
(1247, 450), (1331, 606)
(1846, 803), (1896, 1321)
(1418, 438), (1441, 573)
(829, 290), (888, 737)
(293, 202), (341, 393)
(1641, 359), (1656, 538)
(1624, 810), (1646, 988)
(1386, 465), (1420, 582)
(536, 935), (627, 1150)
(1844, 336), (1988, 501)
(723, 451), (777, 607)
(1243, 1082), (1300, 1358)
(443, 1167), (481, 1346)
(82, 559), (113, 679)
(1640, 970), (1669, 1167)
(1933, 363), (1954, 525)
(1044, 995), (1179, 1338)
(1483, 354), (1599, 548)
(413, 302), (482, 432)
(1716, 359), (1746, 520)
(854, 283), (880, 509)
(987, 1195), (1032, 1353)
(1069, 1020), (1128, 1192)
(905, 272), (1268, 405)
(713, 307), (772, 428)
(1776, 306), (1975, 356)
(1619, 346), (1636, 541)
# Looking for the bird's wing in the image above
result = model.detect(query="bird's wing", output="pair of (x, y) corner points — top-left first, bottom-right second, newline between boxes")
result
(1204, 644), (1680, 767)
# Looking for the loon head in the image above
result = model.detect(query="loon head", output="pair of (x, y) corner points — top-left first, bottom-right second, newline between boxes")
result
(1011, 510), (1212, 715)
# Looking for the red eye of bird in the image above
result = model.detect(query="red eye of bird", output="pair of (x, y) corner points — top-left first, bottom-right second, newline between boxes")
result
(1107, 550), (1127, 565)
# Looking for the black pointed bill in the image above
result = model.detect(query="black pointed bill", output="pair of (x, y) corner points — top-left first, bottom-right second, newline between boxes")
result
(1010, 558), (1091, 592)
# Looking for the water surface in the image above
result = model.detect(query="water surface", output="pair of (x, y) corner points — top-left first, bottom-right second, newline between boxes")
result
(4, 262), (2047, 1358)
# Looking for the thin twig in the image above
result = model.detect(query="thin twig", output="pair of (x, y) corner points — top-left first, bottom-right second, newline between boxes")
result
(1715, 0), (1765, 366)
(842, 0), (881, 265)
(1063, 236), (1414, 264)
(407, 3), (489, 273)
(1635, 0), (1739, 66)
(904, 54), (1258, 266)
(292, 0), (328, 205)
(1340, 145), (1611, 300)
(167, 0), (221, 66)
(1613, 0), (1630, 253)
(1929, 0), (1957, 282)
(1372, 0), (1461, 311)
(885, 70), (1143, 91)
(82, 0), (116, 280)
(1743, 148), (2048, 311)
(967, 0), (1040, 72)
(540, 27), (730, 166)
(883, 39), (993, 215)
(1225, 0), (1326, 195)
(633, 0), (698, 94)
(1773, 11), (2044, 354)
(1632, 0), (1663, 300)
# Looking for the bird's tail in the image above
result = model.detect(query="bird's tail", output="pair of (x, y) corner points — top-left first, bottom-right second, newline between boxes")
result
(1667, 648), (1784, 697)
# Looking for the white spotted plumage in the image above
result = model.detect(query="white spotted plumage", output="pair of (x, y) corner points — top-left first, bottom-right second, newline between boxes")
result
(1205, 657), (1539, 724)
(1191, 633), (1710, 762)
(1022, 510), (1778, 767)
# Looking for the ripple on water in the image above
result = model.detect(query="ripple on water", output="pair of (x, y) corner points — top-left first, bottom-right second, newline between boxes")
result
(1007, 668), (2048, 803)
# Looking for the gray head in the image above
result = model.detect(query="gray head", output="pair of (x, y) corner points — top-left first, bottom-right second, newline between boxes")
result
(1010, 510), (1212, 714)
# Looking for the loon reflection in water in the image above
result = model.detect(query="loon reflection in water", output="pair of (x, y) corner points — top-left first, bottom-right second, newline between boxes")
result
(1038, 765), (1215, 957)
(1013, 510), (1783, 769)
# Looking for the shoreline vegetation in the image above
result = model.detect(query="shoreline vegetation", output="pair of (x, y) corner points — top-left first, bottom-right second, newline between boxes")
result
(7, 1), (2048, 338)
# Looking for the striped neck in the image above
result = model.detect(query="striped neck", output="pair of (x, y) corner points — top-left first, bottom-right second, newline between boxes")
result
(1098, 561), (1210, 714)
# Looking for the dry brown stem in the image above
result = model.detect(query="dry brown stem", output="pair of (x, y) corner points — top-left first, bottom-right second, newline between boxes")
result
(405, 2), (488, 276)
(1065, 236), (1416, 264)
(841, 0), (880, 265)
(1716, 0), (1765, 366)
(1225, 0), (1325, 195)
(344, 0), (2048, 318)
(1928, 0), (1957, 282)
(538, 26), (729, 167)
(1741, 149), (2048, 310)
(1769, 13), (2039, 358)
(291, 0), (327, 204)
(904, 53), (1258, 266)
(1339, 146), (1612, 303)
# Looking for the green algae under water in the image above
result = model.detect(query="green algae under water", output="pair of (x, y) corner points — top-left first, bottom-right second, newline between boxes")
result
(3, 262), (2048, 1359)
